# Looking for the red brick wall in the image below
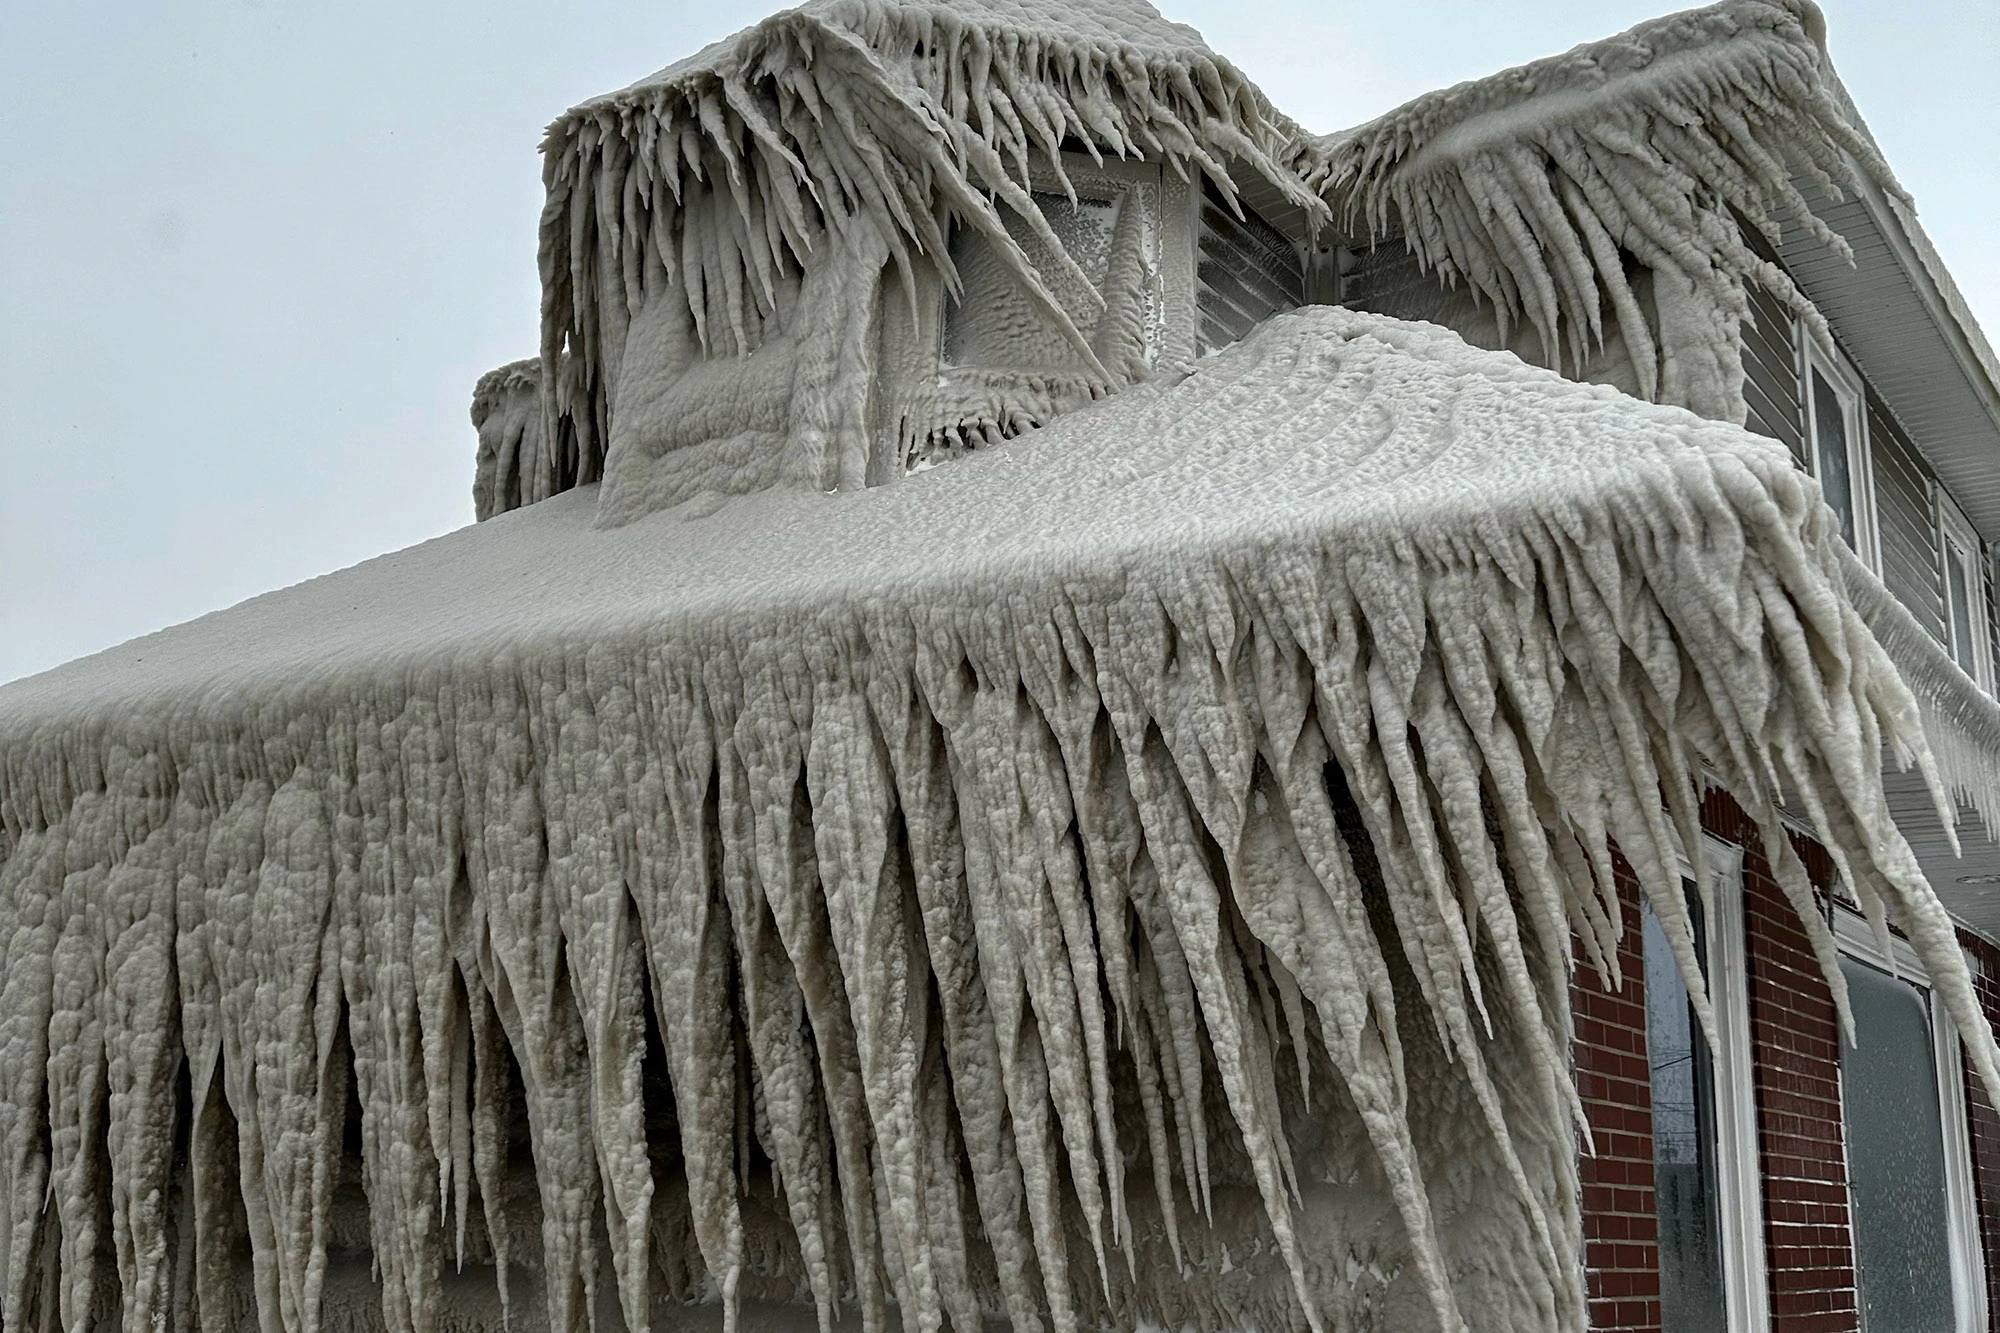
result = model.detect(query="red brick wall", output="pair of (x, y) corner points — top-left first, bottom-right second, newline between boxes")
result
(1572, 794), (2000, 1329)
(1572, 798), (1862, 1331)
(1959, 929), (2000, 1328)
(1699, 791), (1859, 1333)
(1574, 864), (1661, 1332)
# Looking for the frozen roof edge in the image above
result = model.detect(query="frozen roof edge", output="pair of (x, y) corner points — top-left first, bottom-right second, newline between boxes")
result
(0, 307), (1800, 734)
(1824, 73), (2000, 447)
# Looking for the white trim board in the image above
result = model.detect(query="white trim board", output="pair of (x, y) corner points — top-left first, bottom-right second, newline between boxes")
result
(1669, 835), (1769, 1333)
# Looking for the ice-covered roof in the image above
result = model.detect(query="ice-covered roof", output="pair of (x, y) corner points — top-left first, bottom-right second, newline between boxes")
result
(9, 306), (1998, 1333)
(526, 0), (1893, 520)
(1310, 0), (1883, 419)
(592, 0), (1230, 106)
(0, 307), (1855, 730)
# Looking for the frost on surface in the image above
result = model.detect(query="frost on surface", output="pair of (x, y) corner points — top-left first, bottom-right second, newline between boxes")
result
(1313, 0), (1891, 422)
(527, 0), (1898, 523)
(472, 360), (556, 521)
(537, 0), (1319, 520)
(4, 308), (1994, 1332)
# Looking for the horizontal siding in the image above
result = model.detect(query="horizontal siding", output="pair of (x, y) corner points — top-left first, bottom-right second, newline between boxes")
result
(1197, 181), (1303, 353)
(1336, 240), (1466, 328)
(1869, 390), (1946, 643)
(1742, 281), (1805, 464)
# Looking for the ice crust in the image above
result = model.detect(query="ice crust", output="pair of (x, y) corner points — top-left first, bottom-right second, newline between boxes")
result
(4, 307), (1993, 1332)
(506, 0), (1881, 528)
(1315, 0), (1884, 422)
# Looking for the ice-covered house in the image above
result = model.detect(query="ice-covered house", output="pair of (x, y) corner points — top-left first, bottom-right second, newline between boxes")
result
(7, 0), (2000, 1330)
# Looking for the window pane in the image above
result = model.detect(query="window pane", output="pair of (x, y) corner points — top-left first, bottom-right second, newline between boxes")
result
(1812, 368), (1856, 549)
(1946, 538), (1978, 675)
(943, 190), (1123, 371)
(1839, 956), (1956, 1329)
(1645, 891), (1727, 1331)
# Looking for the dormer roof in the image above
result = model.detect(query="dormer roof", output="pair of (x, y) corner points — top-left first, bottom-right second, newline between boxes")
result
(535, 0), (1324, 495)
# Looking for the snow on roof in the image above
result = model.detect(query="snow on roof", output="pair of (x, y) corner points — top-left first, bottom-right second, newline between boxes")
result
(7, 306), (1996, 1332)
(594, 0), (1226, 105)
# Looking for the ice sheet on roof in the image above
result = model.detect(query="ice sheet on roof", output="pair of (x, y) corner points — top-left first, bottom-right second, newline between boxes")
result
(3, 307), (1990, 1332)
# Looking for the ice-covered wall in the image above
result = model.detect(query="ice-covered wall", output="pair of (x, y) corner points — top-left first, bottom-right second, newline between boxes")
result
(5, 308), (1994, 1332)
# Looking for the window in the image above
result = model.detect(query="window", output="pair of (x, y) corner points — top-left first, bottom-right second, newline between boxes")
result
(904, 153), (1183, 471)
(1938, 490), (1992, 691)
(1832, 909), (1988, 1331)
(1646, 890), (1727, 1328)
(1645, 839), (1767, 1331)
(940, 156), (1165, 378)
(1802, 337), (1878, 572)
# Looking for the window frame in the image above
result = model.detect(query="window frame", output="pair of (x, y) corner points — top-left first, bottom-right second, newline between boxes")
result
(1799, 331), (1880, 574)
(1665, 835), (1768, 1331)
(1830, 907), (1988, 1331)
(1936, 486), (1993, 692)
(935, 152), (1172, 378)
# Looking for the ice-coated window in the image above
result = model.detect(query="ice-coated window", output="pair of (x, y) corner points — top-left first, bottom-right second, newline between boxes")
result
(1810, 366), (1857, 550)
(1644, 890), (1728, 1331)
(1939, 494), (1991, 691)
(1839, 956), (1958, 1330)
(943, 191), (1124, 371)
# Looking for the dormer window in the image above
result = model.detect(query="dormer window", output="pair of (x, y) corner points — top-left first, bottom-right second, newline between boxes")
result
(940, 156), (1170, 381)
(1802, 336), (1877, 571)
(944, 188), (1149, 374)
(895, 155), (1190, 472)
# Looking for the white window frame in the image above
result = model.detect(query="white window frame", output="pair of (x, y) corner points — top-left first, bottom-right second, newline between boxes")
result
(1937, 487), (1993, 692)
(1800, 330), (1880, 574)
(1669, 835), (1769, 1332)
(1831, 907), (1989, 1331)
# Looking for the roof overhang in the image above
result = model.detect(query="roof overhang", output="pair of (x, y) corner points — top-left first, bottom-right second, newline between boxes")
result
(1776, 91), (2000, 541)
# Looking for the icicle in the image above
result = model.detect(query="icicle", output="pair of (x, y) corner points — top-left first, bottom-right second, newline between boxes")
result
(9, 304), (2000, 1333)
(1316, 0), (1894, 420)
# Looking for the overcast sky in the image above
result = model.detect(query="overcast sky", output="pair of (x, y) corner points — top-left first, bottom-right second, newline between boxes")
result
(3, 0), (1995, 685)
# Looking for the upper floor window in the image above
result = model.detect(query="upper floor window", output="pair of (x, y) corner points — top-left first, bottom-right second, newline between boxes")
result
(941, 156), (1166, 380)
(1937, 490), (1992, 691)
(1803, 338), (1879, 571)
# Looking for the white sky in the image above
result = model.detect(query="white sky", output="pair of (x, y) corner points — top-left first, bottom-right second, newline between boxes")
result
(2, 0), (1995, 685)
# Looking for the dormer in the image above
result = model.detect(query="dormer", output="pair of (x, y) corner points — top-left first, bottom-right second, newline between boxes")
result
(487, 0), (1324, 527)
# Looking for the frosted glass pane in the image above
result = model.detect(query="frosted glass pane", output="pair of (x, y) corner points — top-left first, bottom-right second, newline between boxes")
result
(1811, 369), (1856, 549)
(1644, 891), (1727, 1331)
(943, 191), (1121, 370)
(1946, 540), (1977, 674)
(1839, 957), (1956, 1330)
